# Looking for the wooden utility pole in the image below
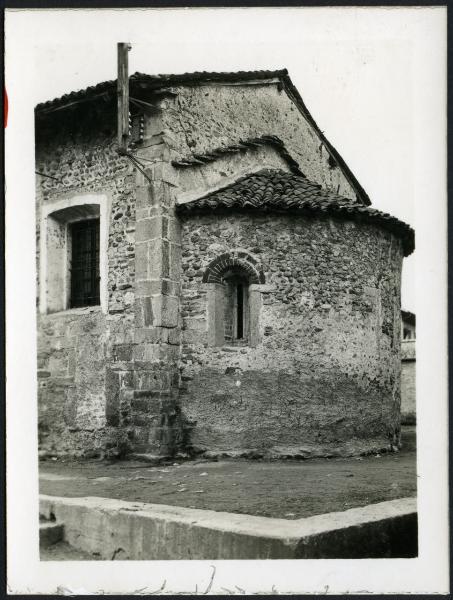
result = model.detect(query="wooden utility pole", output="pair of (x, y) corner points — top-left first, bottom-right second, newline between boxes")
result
(117, 42), (131, 155)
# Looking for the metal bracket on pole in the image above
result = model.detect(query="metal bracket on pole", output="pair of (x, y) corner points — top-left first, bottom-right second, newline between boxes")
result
(117, 42), (131, 155)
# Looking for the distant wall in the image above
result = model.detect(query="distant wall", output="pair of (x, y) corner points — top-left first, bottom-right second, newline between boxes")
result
(401, 340), (416, 424)
(401, 320), (416, 340)
(179, 211), (404, 456)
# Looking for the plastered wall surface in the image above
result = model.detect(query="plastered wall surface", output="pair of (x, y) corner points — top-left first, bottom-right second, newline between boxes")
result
(401, 340), (416, 423)
(179, 213), (403, 456)
(164, 83), (358, 200)
(401, 362), (416, 422)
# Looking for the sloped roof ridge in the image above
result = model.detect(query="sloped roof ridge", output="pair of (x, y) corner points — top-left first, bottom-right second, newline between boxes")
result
(34, 67), (370, 206)
(35, 69), (288, 112)
(172, 134), (304, 177)
(131, 68), (288, 83)
(280, 74), (371, 206)
(177, 168), (414, 256)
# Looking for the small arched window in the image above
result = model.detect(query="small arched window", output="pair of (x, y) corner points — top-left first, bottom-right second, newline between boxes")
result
(222, 270), (250, 344)
(203, 251), (265, 348)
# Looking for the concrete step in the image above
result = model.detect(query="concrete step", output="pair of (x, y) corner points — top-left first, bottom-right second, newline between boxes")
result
(39, 495), (418, 560)
(39, 521), (64, 548)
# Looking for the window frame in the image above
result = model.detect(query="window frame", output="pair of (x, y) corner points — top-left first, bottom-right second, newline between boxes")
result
(39, 194), (111, 315)
(202, 251), (269, 348)
(69, 218), (101, 309)
(222, 272), (250, 345)
(205, 280), (263, 348)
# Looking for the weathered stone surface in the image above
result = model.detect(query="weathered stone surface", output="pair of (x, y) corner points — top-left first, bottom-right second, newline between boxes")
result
(179, 212), (404, 454)
(151, 295), (179, 328)
(164, 83), (358, 200)
(36, 108), (136, 456)
(36, 75), (411, 458)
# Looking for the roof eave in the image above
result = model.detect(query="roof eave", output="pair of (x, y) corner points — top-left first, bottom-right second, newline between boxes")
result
(34, 68), (371, 208)
(280, 73), (371, 207)
(34, 69), (290, 116)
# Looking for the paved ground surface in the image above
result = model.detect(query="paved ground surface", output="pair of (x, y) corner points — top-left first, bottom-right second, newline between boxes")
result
(40, 426), (416, 521)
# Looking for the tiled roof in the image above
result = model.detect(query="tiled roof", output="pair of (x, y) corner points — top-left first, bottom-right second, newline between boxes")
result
(35, 69), (288, 114)
(177, 169), (414, 256)
(34, 68), (370, 206)
(172, 135), (303, 176)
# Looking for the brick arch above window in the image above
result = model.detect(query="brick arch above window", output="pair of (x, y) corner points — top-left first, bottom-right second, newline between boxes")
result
(203, 251), (265, 348)
(202, 251), (265, 285)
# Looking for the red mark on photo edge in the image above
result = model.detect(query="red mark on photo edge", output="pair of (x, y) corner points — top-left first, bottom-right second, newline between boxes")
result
(4, 87), (8, 128)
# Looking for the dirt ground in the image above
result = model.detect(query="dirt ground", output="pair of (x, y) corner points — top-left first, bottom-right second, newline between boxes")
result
(41, 541), (103, 561)
(40, 426), (416, 520)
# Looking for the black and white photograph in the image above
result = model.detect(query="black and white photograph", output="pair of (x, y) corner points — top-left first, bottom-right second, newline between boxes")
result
(5, 5), (448, 595)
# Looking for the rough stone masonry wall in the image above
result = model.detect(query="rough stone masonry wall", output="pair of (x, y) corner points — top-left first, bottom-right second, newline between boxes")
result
(164, 83), (358, 201)
(127, 97), (185, 456)
(36, 109), (137, 457)
(179, 213), (404, 457)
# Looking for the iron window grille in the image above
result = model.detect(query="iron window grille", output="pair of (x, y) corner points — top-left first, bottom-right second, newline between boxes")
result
(69, 219), (100, 308)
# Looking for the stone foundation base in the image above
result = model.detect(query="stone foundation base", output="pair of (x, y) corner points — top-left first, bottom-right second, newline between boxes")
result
(188, 437), (400, 460)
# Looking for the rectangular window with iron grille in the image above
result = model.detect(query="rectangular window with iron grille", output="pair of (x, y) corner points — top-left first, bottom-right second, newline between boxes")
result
(69, 219), (100, 308)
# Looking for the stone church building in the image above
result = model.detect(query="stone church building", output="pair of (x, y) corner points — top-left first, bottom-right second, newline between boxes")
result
(35, 69), (414, 459)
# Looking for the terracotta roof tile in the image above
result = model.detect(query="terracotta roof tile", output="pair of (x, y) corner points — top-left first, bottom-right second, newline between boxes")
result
(177, 169), (414, 256)
(35, 70), (288, 113)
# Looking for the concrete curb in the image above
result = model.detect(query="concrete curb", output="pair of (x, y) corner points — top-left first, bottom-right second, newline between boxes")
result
(39, 495), (417, 560)
(39, 521), (64, 548)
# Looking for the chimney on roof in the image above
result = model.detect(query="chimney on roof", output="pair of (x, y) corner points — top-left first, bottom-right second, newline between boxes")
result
(117, 42), (131, 155)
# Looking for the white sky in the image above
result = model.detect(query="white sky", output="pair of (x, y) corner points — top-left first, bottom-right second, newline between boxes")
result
(9, 7), (447, 312)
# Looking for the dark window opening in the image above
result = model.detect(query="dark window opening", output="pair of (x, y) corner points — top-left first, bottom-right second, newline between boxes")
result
(129, 112), (145, 146)
(237, 284), (244, 339)
(70, 219), (100, 308)
(222, 273), (249, 344)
